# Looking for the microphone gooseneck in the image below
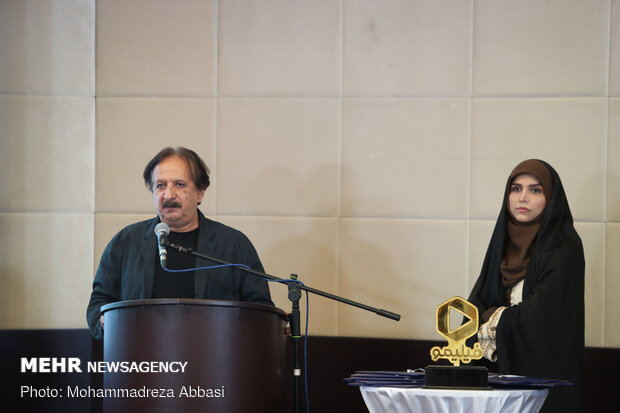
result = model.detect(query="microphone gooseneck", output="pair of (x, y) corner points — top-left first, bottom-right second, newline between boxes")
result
(154, 222), (170, 269)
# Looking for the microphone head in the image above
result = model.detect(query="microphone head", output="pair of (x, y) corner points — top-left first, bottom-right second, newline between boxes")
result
(154, 222), (170, 236)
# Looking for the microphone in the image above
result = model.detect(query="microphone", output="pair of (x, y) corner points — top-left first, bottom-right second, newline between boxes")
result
(154, 223), (170, 269)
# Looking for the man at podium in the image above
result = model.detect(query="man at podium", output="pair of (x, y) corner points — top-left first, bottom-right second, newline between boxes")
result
(86, 147), (273, 339)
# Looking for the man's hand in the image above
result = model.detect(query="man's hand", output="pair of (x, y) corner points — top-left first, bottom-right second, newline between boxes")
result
(284, 312), (291, 335)
(100, 315), (105, 330)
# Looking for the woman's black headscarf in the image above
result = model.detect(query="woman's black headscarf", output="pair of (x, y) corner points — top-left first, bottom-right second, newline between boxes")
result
(467, 159), (585, 413)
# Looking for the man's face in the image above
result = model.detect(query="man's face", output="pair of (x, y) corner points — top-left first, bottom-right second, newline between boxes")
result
(151, 155), (205, 232)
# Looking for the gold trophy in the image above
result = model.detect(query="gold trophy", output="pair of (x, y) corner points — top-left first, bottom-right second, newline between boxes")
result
(424, 297), (489, 389)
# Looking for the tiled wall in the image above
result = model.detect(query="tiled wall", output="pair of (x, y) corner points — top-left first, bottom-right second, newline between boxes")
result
(0, 0), (618, 348)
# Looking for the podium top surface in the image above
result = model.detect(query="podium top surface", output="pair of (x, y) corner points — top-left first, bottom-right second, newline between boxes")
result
(100, 298), (286, 317)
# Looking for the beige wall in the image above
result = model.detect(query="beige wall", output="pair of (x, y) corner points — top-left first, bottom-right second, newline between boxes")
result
(0, 0), (618, 348)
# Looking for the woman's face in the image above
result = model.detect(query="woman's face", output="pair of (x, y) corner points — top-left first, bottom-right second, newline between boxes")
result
(508, 174), (546, 223)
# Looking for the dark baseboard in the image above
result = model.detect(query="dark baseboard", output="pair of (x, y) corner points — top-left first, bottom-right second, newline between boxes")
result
(302, 336), (619, 412)
(0, 329), (101, 413)
(1, 329), (617, 412)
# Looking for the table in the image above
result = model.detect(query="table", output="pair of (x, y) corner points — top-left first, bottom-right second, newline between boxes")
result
(360, 386), (548, 413)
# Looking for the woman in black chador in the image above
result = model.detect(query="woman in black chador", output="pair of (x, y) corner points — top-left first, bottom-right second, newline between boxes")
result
(468, 159), (584, 413)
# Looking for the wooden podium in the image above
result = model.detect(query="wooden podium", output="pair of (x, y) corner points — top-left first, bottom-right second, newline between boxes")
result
(100, 299), (288, 413)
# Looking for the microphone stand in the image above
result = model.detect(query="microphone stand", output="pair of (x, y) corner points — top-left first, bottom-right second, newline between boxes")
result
(167, 242), (401, 412)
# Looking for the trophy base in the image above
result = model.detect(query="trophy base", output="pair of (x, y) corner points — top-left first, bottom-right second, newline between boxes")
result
(424, 365), (490, 390)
